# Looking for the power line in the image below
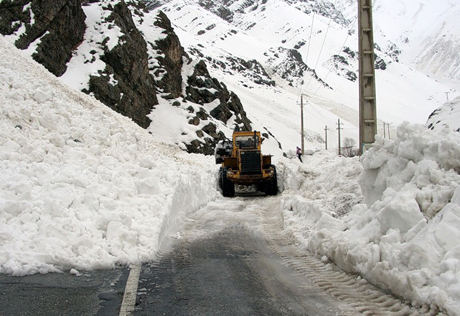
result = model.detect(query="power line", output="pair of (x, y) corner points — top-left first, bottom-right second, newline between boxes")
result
(297, 10), (316, 98)
(309, 102), (331, 122)
(302, 0), (337, 95)
(306, 102), (335, 124)
(305, 11), (316, 73)
(311, 15), (358, 97)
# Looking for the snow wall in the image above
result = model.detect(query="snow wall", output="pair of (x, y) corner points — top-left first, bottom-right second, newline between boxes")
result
(279, 122), (460, 315)
(0, 36), (219, 276)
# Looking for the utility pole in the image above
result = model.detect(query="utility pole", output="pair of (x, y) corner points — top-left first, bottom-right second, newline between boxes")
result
(358, 0), (377, 154)
(337, 119), (343, 155)
(324, 125), (329, 150)
(387, 122), (391, 139)
(300, 94), (308, 155)
(383, 122), (386, 138)
(446, 92), (450, 101)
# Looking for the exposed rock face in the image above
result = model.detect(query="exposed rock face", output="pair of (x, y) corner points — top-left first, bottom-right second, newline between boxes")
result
(266, 47), (331, 89)
(186, 60), (251, 132)
(198, 0), (234, 22)
(177, 57), (252, 155)
(0, 0), (157, 129)
(151, 11), (184, 99)
(196, 0), (350, 27)
(0, 0), (86, 76)
(426, 97), (460, 133)
(148, 11), (253, 154)
(86, 1), (157, 128)
(324, 54), (357, 82)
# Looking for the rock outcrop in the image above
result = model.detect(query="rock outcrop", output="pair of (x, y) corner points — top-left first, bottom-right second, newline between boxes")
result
(85, 1), (157, 129)
(148, 10), (252, 154)
(151, 11), (184, 99)
(0, 0), (86, 76)
(186, 60), (251, 132)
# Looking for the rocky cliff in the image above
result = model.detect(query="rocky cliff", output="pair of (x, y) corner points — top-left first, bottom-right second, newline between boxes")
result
(85, 1), (157, 129)
(140, 6), (252, 154)
(0, 0), (86, 76)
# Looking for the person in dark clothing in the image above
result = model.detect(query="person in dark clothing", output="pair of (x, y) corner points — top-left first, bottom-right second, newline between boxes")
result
(296, 146), (302, 162)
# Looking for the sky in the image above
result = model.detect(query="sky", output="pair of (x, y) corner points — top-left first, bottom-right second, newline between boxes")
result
(1, 0), (460, 315)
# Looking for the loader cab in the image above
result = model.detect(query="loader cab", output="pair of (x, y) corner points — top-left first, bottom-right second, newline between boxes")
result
(233, 132), (260, 154)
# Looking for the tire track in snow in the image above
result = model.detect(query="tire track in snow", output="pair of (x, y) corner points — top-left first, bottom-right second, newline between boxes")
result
(259, 198), (440, 316)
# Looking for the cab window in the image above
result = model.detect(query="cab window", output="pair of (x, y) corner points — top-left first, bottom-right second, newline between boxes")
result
(235, 136), (258, 149)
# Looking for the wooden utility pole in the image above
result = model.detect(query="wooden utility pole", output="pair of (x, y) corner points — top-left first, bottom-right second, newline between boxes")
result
(337, 119), (343, 155)
(300, 94), (307, 154)
(383, 122), (386, 138)
(358, 0), (377, 154)
(324, 125), (329, 150)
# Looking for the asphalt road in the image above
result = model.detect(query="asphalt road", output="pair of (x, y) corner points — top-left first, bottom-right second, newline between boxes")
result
(0, 192), (437, 316)
(133, 226), (357, 316)
(0, 268), (128, 316)
(0, 229), (355, 316)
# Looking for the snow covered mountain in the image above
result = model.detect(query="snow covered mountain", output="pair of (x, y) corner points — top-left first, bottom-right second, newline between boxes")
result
(146, 0), (458, 153)
(427, 95), (460, 132)
(1, 0), (458, 155)
(361, 0), (460, 81)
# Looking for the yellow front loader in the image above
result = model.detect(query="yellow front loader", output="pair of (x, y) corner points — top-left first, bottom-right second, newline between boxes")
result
(214, 131), (277, 197)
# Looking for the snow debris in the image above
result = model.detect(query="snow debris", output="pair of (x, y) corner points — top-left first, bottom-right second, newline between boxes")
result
(0, 36), (218, 276)
(279, 122), (460, 315)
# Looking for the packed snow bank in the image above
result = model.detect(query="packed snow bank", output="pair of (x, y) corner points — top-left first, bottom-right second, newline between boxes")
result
(279, 123), (460, 315)
(0, 37), (218, 276)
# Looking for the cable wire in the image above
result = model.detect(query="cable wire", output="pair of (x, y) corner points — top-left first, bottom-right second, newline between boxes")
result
(302, 0), (338, 95)
(311, 15), (358, 98)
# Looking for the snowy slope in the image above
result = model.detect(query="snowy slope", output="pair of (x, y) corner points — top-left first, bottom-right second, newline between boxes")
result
(427, 95), (460, 132)
(337, 0), (460, 82)
(3, 0), (456, 154)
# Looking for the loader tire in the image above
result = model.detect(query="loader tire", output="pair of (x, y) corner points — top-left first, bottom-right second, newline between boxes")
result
(265, 165), (278, 196)
(220, 167), (235, 197)
(218, 167), (224, 190)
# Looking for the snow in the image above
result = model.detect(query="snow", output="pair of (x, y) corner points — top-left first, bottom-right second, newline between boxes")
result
(2, 1), (460, 315)
(340, 0), (460, 82)
(427, 95), (460, 133)
(0, 36), (218, 275)
(279, 124), (460, 315)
